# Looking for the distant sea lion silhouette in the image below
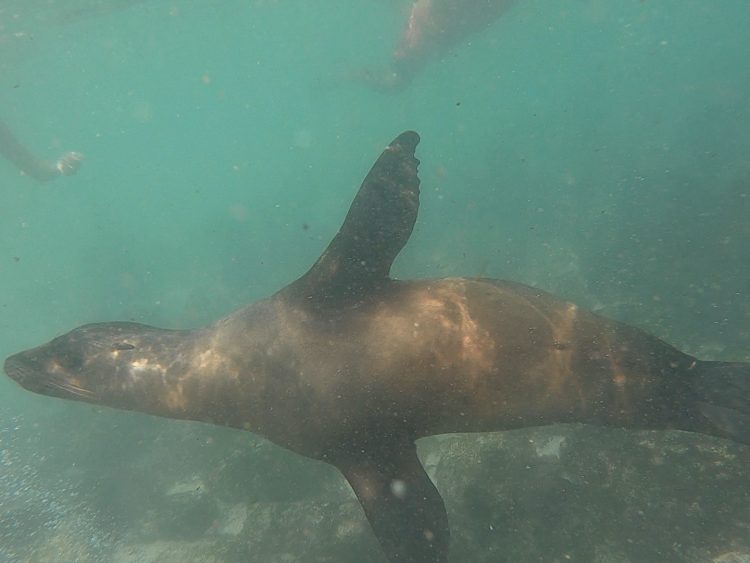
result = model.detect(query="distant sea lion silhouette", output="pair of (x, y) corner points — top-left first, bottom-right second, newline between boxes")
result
(361, 0), (518, 92)
(5, 132), (749, 562)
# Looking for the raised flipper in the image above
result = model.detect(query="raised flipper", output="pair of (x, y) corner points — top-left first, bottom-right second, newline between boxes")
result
(336, 441), (449, 563)
(286, 131), (421, 306)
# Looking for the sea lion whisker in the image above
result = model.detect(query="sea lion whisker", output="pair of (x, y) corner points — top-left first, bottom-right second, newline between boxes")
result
(46, 378), (94, 398)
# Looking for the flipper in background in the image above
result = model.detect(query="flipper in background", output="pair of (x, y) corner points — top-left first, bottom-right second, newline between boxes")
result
(690, 361), (750, 444)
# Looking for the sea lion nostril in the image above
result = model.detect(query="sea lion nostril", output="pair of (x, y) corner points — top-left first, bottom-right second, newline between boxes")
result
(3, 357), (18, 377)
(4, 355), (31, 383)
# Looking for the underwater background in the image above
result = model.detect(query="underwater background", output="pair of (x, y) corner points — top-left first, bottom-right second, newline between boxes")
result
(1, 0), (749, 561)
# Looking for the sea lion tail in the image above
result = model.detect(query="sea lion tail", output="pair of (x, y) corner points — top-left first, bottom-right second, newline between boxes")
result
(690, 360), (750, 444)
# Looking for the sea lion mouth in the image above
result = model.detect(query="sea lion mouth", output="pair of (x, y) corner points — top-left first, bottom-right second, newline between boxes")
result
(4, 353), (95, 400)
(42, 373), (95, 400)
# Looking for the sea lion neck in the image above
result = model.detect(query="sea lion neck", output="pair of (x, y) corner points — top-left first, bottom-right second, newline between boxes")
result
(284, 131), (420, 308)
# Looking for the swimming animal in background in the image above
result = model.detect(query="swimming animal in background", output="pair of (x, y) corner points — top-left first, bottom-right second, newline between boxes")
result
(5, 132), (749, 562)
(361, 0), (518, 92)
(0, 119), (82, 182)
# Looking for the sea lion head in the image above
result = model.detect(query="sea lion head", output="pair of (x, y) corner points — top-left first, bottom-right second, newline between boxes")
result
(4, 321), (191, 412)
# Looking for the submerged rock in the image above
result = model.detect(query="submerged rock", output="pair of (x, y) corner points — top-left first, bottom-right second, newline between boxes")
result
(4, 423), (749, 562)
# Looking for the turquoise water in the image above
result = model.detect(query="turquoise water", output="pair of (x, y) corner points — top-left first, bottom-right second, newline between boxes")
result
(1, 1), (749, 561)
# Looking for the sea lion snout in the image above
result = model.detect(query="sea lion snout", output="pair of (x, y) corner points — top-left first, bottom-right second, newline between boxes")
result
(4, 352), (36, 388)
(4, 340), (93, 400)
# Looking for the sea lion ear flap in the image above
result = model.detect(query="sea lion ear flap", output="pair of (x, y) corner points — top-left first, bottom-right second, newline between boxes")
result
(285, 131), (421, 306)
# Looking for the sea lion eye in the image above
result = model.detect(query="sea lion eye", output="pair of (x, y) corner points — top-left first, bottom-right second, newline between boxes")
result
(112, 342), (135, 351)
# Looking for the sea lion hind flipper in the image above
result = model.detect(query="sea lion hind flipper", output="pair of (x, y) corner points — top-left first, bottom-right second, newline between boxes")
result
(286, 131), (421, 306)
(691, 361), (750, 444)
(336, 441), (449, 562)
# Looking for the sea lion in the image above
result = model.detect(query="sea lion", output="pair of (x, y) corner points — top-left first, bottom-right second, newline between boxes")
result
(361, 0), (518, 92)
(4, 131), (749, 562)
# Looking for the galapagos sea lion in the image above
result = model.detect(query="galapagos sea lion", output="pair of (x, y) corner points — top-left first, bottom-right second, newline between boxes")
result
(4, 131), (749, 562)
(361, 0), (518, 92)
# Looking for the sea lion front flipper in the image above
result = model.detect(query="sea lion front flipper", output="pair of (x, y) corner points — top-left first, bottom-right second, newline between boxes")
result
(336, 441), (449, 562)
(287, 131), (421, 306)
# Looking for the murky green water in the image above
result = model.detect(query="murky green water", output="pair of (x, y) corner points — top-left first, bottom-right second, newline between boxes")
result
(1, 1), (749, 561)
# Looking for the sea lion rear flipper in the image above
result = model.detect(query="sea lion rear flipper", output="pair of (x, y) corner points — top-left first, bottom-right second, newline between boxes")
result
(336, 441), (449, 562)
(690, 360), (750, 444)
(286, 131), (421, 306)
